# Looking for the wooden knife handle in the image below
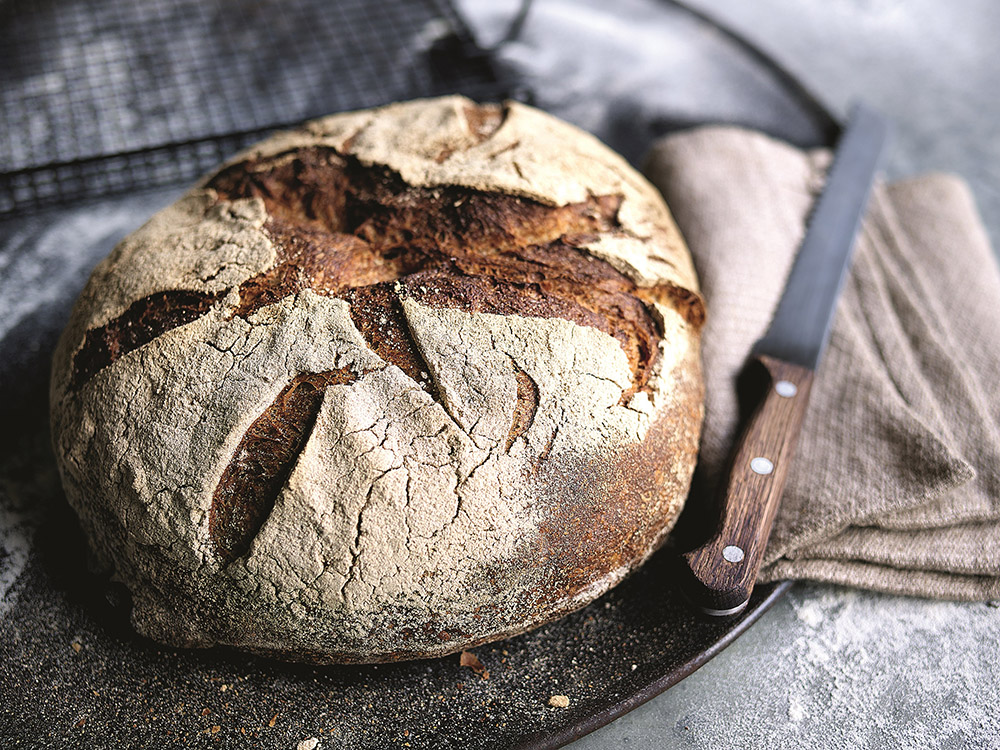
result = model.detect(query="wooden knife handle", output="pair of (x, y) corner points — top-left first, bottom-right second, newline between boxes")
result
(680, 355), (814, 615)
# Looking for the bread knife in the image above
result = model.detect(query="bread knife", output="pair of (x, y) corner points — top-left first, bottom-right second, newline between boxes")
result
(679, 103), (888, 616)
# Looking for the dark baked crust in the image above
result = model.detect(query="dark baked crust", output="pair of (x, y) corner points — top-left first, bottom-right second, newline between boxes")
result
(207, 147), (683, 396)
(209, 368), (361, 564)
(70, 290), (219, 389)
(67, 147), (685, 405)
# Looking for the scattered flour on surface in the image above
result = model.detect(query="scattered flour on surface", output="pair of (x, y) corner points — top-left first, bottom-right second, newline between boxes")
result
(787, 695), (806, 722)
(571, 583), (1000, 749)
(795, 599), (824, 628)
(0, 501), (36, 615)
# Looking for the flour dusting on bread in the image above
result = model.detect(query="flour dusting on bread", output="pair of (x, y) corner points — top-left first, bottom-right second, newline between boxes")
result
(50, 96), (704, 662)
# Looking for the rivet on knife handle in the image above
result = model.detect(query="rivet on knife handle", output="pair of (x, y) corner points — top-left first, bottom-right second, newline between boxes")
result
(681, 356), (814, 616)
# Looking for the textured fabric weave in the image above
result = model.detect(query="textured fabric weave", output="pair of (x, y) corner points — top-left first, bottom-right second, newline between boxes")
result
(644, 127), (1000, 600)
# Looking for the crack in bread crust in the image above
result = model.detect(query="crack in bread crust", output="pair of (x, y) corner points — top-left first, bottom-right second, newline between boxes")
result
(207, 147), (664, 400)
(507, 363), (539, 452)
(68, 148), (669, 400)
(70, 290), (220, 389)
(340, 284), (437, 393)
(209, 368), (360, 564)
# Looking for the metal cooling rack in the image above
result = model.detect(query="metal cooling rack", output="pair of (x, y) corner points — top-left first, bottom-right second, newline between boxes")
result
(0, 0), (515, 217)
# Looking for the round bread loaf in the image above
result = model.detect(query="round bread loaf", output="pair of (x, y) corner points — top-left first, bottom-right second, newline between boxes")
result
(50, 96), (705, 663)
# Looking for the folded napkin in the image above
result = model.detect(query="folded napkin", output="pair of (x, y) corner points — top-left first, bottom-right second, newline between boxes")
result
(644, 126), (1000, 600)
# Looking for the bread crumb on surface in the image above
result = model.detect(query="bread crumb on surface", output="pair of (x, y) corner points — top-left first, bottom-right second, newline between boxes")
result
(459, 650), (490, 679)
(70, 641), (82, 653)
(297, 738), (319, 750)
(548, 695), (570, 708)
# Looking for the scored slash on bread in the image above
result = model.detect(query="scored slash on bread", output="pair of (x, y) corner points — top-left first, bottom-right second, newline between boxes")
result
(50, 96), (705, 663)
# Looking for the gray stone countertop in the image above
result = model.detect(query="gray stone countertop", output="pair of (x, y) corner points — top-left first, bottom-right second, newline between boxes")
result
(458, 1), (1000, 747)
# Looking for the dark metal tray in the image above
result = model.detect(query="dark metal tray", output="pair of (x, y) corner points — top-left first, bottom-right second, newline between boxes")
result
(0, 0), (835, 747)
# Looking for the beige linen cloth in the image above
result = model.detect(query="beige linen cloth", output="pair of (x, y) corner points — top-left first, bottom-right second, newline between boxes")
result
(644, 126), (1000, 600)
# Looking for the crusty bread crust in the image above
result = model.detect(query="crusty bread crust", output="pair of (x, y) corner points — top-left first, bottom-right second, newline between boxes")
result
(50, 96), (704, 662)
